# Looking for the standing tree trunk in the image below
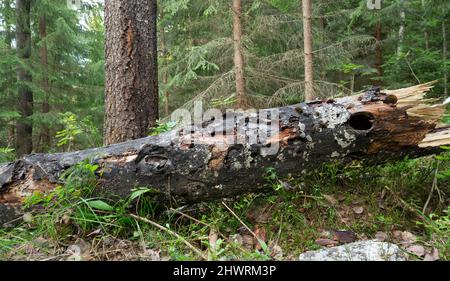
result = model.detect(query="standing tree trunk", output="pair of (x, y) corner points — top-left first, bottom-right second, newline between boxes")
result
(374, 21), (383, 86)
(422, 0), (429, 50)
(39, 15), (51, 151)
(160, 10), (170, 117)
(443, 21), (448, 96)
(4, 0), (15, 149)
(232, 0), (248, 108)
(104, 0), (159, 145)
(397, 2), (406, 57)
(15, 0), (33, 157)
(302, 0), (314, 101)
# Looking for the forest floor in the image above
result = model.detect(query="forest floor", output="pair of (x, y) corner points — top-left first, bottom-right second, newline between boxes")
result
(0, 154), (449, 261)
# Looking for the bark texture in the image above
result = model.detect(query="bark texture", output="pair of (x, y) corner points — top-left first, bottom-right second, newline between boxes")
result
(39, 15), (51, 151)
(160, 9), (170, 117)
(232, 0), (248, 108)
(0, 83), (447, 225)
(104, 0), (159, 145)
(15, 0), (33, 157)
(4, 0), (15, 149)
(443, 21), (447, 96)
(374, 21), (383, 85)
(397, 1), (406, 57)
(302, 0), (315, 101)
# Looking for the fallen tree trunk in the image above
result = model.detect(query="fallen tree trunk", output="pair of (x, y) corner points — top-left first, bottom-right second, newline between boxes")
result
(1, 82), (449, 225)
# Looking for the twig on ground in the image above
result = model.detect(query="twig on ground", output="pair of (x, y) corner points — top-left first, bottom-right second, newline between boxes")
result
(423, 161), (440, 214)
(129, 213), (208, 260)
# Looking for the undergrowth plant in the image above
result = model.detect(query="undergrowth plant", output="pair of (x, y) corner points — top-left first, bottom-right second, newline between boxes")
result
(0, 147), (15, 164)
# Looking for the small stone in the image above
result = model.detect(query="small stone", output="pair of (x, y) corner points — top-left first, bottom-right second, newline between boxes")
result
(400, 231), (417, 245)
(300, 241), (407, 261)
(406, 245), (425, 257)
(353, 206), (364, 215)
(375, 232), (388, 242)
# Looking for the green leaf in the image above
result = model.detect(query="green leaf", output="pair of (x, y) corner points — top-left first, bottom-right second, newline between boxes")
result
(0, 111), (21, 120)
(87, 200), (114, 211)
(129, 187), (155, 201)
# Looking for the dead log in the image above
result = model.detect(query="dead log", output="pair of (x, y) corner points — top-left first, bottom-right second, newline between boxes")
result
(1, 82), (449, 225)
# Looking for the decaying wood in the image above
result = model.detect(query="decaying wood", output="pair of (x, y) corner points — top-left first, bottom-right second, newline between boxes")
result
(1, 82), (448, 225)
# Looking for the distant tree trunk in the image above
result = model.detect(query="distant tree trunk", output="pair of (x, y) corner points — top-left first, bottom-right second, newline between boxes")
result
(39, 15), (51, 151)
(104, 0), (159, 145)
(4, 0), (13, 48)
(160, 10), (170, 117)
(397, 2), (405, 57)
(421, 0), (429, 50)
(302, 0), (314, 101)
(15, 0), (33, 157)
(4, 0), (15, 148)
(443, 21), (448, 96)
(374, 21), (383, 86)
(232, 0), (248, 108)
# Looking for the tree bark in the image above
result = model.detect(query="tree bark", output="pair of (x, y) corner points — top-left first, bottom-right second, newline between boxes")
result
(374, 21), (383, 85)
(4, 0), (15, 149)
(104, 0), (159, 145)
(422, 0), (429, 50)
(160, 9), (170, 117)
(302, 0), (315, 101)
(397, 2), (406, 57)
(39, 15), (51, 152)
(443, 21), (448, 96)
(232, 0), (248, 108)
(1, 83), (447, 225)
(15, 0), (33, 157)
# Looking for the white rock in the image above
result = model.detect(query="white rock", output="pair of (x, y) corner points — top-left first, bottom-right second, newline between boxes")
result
(299, 241), (407, 261)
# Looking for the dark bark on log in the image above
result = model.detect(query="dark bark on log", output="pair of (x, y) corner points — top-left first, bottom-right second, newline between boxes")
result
(1, 83), (447, 225)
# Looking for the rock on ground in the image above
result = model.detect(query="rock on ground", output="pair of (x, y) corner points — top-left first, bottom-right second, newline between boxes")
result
(299, 241), (407, 261)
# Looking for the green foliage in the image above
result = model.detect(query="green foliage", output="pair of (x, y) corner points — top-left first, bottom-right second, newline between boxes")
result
(149, 121), (177, 136)
(418, 207), (450, 260)
(264, 167), (284, 192)
(0, 147), (14, 163)
(55, 112), (101, 151)
(435, 146), (450, 180)
(55, 113), (83, 149)
(211, 94), (237, 108)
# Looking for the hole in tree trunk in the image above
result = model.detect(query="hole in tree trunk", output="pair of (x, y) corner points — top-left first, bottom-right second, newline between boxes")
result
(349, 112), (374, 131)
